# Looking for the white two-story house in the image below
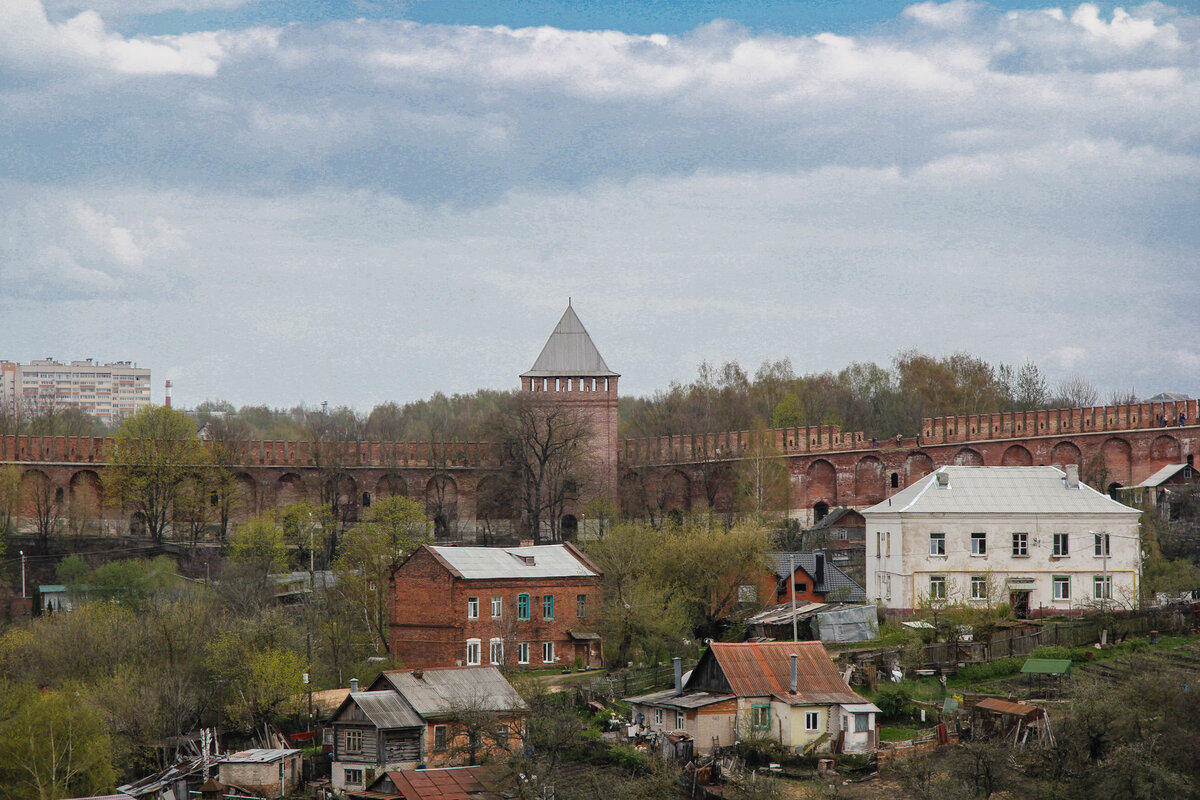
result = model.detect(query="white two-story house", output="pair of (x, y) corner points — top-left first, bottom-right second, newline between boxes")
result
(863, 465), (1140, 617)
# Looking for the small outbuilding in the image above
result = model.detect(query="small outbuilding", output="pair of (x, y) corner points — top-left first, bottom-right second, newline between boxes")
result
(218, 748), (302, 798)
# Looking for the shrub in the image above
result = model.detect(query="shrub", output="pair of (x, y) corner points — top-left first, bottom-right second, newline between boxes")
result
(876, 686), (913, 720)
(955, 657), (1022, 682)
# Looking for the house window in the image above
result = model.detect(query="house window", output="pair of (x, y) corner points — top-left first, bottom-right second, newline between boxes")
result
(345, 728), (362, 753)
(1094, 533), (1111, 557)
(971, 532), (986, 556)
(495, 723), (510, 750)
(543, 595), (554, 620)
(467, 597), (479, 619)
(1094, 575), (1112, 600)
(738, 584), (757, 603)
(542, 642), (555, 663)
(929, 576), (946, 600)
(854, 713), (870, 733)
(751, 705), (770, 731)
(929, 532), (946, 556)
(805, 711), (820, 732)
(517, 643), (529, 664)
(654, 708), (663, 725)
(1012, 532), (1028, 557)
(489, 638), (503, 666)
(345, 768), (364, 786)
(675, 711), (686, 730)
(434, 725), (448, 751)
(577, 594), (587, 618)
(466, 638), (481, 666)
(492, 596), (502, 618)
(518, 594), (530, 620)
(794, 582), (808, 593)
(1053, 533), (1069, 557)
(970, 576), (987, 600)
(1053, 575), (1070, 600)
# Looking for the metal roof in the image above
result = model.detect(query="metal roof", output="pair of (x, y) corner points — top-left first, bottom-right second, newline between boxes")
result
(974, 697), (1043, 718)
(1020, 658), (1072, 675)
(520, 304), (618, 378)
(707, 642), (867, 706)
(1133, 464), (1188, 488)
(221, 748), (300, 763)
(769, 553), (866, 602)
(862, 466), (1139, 516)
(624, 689), (736, 710)
(375, 668), (528, 717)
(349, 690), (424, 729)
(427, 544), (598, 580)
(379, 766), (505, 800)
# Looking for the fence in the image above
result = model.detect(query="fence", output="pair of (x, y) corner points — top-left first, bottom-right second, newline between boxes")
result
(575, 660), (699, 704)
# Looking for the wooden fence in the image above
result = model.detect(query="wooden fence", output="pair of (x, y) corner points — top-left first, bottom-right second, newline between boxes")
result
(576, 660), (699, 704)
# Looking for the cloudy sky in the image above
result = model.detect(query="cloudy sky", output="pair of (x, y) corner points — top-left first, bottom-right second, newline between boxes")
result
(2, 0), (1198, 412)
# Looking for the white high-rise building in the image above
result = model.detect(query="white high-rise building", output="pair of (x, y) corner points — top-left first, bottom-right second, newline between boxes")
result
(0, 358), (151, 425)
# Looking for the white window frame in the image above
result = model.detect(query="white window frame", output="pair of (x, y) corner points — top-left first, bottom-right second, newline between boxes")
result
(654, 708), (663, 725)
(466, 638), (481, 666)
(491, 596), (502, 618)
(542, 641), (555, 663)
(929, 532), (946, 557)
(1094, 575), (1112, 600)
(517, 642), (529, 664)
(1052, 533), (1069, 558)
(805, 711), (820, 732)
(1053, 575), (1070, 601)
(1094, 533), (1111, 557)
(970, 576), (987, 600)
(675, 711), (686, 730)
(970, 532), (986, 556)
(467, 596), (479, 619)
(1012, 532), (1028, 557)
(489, 638), (503, 666)
(929, 576), (946, 600)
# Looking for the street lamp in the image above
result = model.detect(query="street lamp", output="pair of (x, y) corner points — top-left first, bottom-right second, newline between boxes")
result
(19, 550), (25, 598)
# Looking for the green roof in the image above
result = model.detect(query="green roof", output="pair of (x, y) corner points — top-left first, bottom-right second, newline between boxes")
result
(1021, 658), (1072, 675)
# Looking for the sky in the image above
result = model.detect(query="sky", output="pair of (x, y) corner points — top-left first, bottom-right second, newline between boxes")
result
(2, 0), (1199, 413)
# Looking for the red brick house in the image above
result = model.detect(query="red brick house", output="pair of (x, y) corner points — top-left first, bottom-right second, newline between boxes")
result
(770, 552), (866, 605)
(389, 543), (604, 670)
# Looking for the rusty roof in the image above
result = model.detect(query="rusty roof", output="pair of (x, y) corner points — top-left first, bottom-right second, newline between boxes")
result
(385, 766), (505, 799)
(708, 641), (866, 706)
(975, 697), (1043, 719)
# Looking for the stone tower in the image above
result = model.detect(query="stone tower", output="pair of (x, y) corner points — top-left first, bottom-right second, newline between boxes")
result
(520, 303), (620, 503)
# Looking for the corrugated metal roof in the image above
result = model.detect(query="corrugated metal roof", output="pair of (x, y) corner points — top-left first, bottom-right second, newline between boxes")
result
(377, 668), (528, 717)
(351, 690), (424, 729)
(975, 697), (1043, 718)
(428, 544), (598, 580)
(1020, 658), (1072, 675)
(624, 688), (736, 709)
(385, 765), (505, 799)
(769, 553), (866, 602)
(862, 466), (1140, 516)
(1133, 464), (1188, 488)
(709, 642), (866, 706)
(520, 304), (618, 378)
(221, 748), (300, 763)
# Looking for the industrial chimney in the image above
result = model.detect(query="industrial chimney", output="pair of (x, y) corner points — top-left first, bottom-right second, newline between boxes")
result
(164, 379), (172, 408)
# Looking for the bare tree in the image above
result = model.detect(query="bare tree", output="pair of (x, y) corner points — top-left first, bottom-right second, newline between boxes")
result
(491, 396), (593, 544)
(1055, 376), (1100, 409)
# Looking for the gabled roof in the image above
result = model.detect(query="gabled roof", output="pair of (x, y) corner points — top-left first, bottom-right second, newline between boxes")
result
(769, 553), (866, 602)
(862, 466), (1138, 516)
(372, 668), (528, 717)
(806, 507), (865, 530)
(700, 641), (866, 706)
(1132, 463), (1189, 488)
(521, 304), (618, 378)
(363, 766), (507, 800)
(424, 543), (599, 580)
(624, 688), (735, 710)
(335, 690), (424, 729)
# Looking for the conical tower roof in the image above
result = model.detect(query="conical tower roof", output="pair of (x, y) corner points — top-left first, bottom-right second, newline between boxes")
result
(522, 303), (618, 378)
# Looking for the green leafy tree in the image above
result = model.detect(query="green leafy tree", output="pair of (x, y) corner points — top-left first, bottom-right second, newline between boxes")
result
(229, 514), (289, 574)
(0, 684), (117, 800)
(105, 406), (207, 543)
(279, 501), (335, 572)
(334, 497), (431, 653)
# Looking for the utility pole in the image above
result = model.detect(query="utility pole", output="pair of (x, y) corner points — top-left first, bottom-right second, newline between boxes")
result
(790, 553), (798, 642)
(19, 550), (25, 598)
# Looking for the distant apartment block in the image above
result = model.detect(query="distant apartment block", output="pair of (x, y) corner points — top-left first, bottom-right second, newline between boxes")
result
(0, 358), (151, 424)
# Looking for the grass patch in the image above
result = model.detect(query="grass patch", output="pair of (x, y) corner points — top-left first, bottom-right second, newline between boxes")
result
(879, 724), (925, 742)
